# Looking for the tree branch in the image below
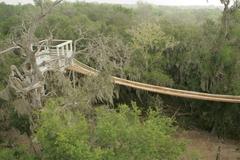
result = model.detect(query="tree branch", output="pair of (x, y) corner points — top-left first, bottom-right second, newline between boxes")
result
(0, 46), (20, 55)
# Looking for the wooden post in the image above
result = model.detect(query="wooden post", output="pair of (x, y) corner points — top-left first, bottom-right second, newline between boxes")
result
(57, 47), (60, 68)
(64, 45), (67, 66)
(66, 43), (69, 51)
(70, 41), (73, 52)
(73, 70), (76, 89)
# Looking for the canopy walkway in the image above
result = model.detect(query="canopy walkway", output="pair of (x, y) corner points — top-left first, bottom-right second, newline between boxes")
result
(67, 59), (240, 103)
(2, 39), (240, 103)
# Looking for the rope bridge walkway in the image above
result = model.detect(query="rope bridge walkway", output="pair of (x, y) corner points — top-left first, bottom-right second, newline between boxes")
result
(67, 59), (240, 103)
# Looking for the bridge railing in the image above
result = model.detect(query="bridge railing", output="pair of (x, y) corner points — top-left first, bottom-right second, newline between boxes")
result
(33, 39), (73, 73)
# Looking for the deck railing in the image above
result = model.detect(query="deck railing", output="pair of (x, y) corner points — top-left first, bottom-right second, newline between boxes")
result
(34, 39), (73, 73)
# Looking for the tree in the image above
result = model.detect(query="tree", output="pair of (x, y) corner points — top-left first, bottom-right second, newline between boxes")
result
(127, 22), (175, 86)
(37, 99), (185, 160)
(0, 1), (64, 156)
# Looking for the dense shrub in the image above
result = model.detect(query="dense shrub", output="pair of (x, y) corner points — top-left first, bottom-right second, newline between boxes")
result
(37, 100), (185, 160)
(0, 147), (35, 160)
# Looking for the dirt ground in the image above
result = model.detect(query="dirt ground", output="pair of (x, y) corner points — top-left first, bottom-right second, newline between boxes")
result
(178, 129), (240, 160)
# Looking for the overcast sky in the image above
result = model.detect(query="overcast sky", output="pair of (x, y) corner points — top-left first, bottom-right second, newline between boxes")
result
(0, 0), (223, 6)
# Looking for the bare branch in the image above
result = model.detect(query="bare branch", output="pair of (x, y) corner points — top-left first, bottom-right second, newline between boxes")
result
(0, 46), (20, 55)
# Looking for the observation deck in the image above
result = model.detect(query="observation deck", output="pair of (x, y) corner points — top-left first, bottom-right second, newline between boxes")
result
(34, 39), (73, 73)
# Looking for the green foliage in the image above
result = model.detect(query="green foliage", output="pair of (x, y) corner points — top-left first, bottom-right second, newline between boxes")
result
(9, 109), (31, 135)
(146, 5), (240, 138)
(37, 99), (185, 160)
(127, 23), (174, 86)
(94, 104), (184, 160)
(37, 100), (103, 160)
(0, 148), (17, 160)
(35, 2), (133, 39)
(0, 3), (22, 39)
(81, 74), (116, 105)
(0, 147), (35, 160)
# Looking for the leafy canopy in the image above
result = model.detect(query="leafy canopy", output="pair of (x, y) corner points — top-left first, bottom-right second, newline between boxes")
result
(37, 99), (185, 160)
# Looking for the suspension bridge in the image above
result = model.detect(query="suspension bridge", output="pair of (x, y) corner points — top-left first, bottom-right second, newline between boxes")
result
(3, 39), (240, 103)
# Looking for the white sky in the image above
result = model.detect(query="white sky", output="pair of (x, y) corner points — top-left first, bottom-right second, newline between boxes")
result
(0, 0), (223, 6)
